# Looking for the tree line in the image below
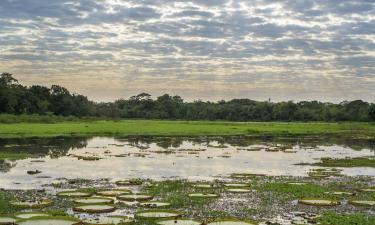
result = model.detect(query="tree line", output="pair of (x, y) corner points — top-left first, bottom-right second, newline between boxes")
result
(1, 73), (375, 121)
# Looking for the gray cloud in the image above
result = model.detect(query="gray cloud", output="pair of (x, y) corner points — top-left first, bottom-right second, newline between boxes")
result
(0, 0), (374, 102)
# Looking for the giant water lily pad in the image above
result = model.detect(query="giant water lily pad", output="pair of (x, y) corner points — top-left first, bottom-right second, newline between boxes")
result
(10, 199), (53, 208)
(135, 210), (181, 220)
(223, 183), (249, 188)
(157, 219), (201, 225)
(97, 189), (131, 197)
(73, 205), (116, 213)
(324, 191), (354, 196)
(349, 200), (375, 206)
(231, 173), (264, 179)
(298, 198), (339, 206)
(359, 188), (375, 193)
(57, 191), (92, 198)
(225, 188), (251, 193)
(116, 179), (142, 186)
(192, 184), (215, 189)
(188, 193), (218, 198)
(0, 217), (17, 224)
(18, 217), (79, 225)
(73, 197), (114, 205)
(15, 212), (50, 219)
(82, 216), (133, 224)
(140, 201), (171, 208)
(207, 219), (257, 225)
(117, 194), (153, 202)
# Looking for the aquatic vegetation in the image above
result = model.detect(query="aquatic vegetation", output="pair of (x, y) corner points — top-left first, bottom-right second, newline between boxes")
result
(15, 212), (50, 219)
(135, 209), (181, 220)
(223, 183), (250, 188)
(349, 200), (375, 206)
(307, 157), (375, 168)
(17, 216), (80, 225)
(117, 194), (153, 202)
(73, 204), (116, 213)
(140, 201), (171, 208)
(57, 191), (93, 198)
(0, 217), (17, 224)
(10, 199), (53, 209)
(207, 218), (258, 225)
(157, 219), (201, 225)
(96, 189), (131, 197)
(188, 193), (219, 198)
(73, 197), (114, 205)
(318, 212), (375, 225)
(115, 179), (143, 186)
(192, 183), (216, 189)
(298, 198), (339, 206)
(81, 216), (133, 224)
(225, 188), (252, 193)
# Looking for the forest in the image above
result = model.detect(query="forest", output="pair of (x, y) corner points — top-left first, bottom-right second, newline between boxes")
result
(1, 72), (374, 122)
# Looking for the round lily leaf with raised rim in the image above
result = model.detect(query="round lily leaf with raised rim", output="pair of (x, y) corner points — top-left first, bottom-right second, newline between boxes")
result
(117, 194), (153, 202)
(157, 219), (201, 225)
(349, 200), (375, 206)
(10, 199), (53, 209)
(0, 217), (17, 224)
(57, 191), (92, 198)
(17, 217), (79, 225)
(225, 188), (251, 193)
(96, 189), (131, 197)
(192, 184), (215, 189)
(15, 212), (50, 219)
(188, 193), (218, 198)
(73, 197), (114, 205)
(207, 219), (258, 225)
(140, 201), (171, 208)
(73, 205), (116, 213)
(298, 198), (339, 206)
(223, 183), (249, 188)
(135, 210), (181, 220)
(82, 216), (133, 225)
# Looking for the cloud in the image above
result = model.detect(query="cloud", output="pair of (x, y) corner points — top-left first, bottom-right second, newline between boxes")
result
(0, 0), (374, 102)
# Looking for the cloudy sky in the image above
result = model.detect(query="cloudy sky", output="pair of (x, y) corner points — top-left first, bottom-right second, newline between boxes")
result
(0, 0), (374, 102)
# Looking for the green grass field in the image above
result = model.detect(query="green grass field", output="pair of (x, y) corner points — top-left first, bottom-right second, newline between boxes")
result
(0, 119), (375, 138)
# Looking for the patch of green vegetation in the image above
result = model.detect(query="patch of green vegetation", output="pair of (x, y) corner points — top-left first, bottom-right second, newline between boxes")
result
(0, 190), (14, 214)
(259, 182), (329, 199)
(310, 157), (375, 168)
(318, 212), (375, 225)
(0, 120), (374, 138)
(0, 152), (31, 160)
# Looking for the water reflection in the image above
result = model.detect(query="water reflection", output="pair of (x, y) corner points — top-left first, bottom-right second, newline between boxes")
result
(0, 136), (374, 189)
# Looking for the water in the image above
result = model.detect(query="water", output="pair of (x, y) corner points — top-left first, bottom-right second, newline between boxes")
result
(0, 136), (374, 189)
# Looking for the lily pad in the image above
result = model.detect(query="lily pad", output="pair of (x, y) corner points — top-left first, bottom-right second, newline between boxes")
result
(207, 219), (258, 225)
(117, 194), (153, 202)
(188, 193), (219, 198)
(116, 179), (142, 186)
(57, 191), (92, 198)
(225, 188), (251, 193)
(192, 184), (215, 189)
(324, 191), (354, 196)
(15, 212), (50, 219)
(157, 219), (201, 225)
(97, 189), (131, 197)
(223, 183), (249, 188)
(231, 173), (265, 179)
(10, 199), (53, 208)
(140, 201), (171, 208)
(73, 204), (116, 213)
(135, 210), (181, 220)
(0, 217), (17, 224)
(287, 182), (308, 186)
(298, 198), (339, 206)
(349, 200), (375, 206)
(73, 197), (114, 205)
(82, 216), (133, 224)
(359, 188), (375, 193)
(18, 217), (79, 225)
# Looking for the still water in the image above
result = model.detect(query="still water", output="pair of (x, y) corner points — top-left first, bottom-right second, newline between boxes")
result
(0, 136), (374, 189)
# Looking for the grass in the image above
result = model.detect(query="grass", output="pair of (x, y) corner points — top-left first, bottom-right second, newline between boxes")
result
(0, 119), (375, 138)
(310, 157), (375, 168)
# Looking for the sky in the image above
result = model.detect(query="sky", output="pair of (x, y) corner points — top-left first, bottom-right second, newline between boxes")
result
(0, 0), (374, 103)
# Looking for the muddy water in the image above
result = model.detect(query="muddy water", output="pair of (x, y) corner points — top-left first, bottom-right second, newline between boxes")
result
(0, 136), (374, 189)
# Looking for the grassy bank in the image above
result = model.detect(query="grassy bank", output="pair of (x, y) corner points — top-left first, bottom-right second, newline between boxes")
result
(0, 120), (375, 138)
